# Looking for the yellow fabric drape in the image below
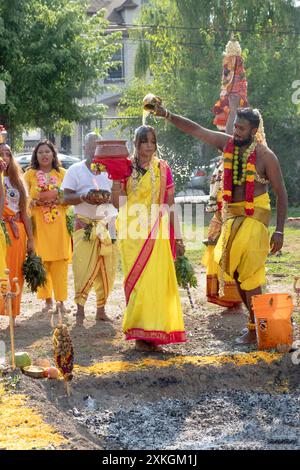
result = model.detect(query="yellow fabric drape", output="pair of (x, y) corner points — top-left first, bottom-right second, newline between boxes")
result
(24, 168), (71, 262)
(202, 245), (242, 307)
(72, 216), (117, 307)
(202, 208), (242, 307)
(24, 168), (71, 302)
(117, 158), (186, 345)
(214, 192), (271, 291)
(0, 206), (27, 316)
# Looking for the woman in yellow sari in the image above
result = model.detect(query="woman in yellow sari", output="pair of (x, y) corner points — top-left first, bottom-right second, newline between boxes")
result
(24, 140), (71, 313)
(112, 126), (186, 351)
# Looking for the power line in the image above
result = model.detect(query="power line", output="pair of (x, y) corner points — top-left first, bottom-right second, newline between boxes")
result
(108, 36), (300, 51)
(106, 22), (300, 36)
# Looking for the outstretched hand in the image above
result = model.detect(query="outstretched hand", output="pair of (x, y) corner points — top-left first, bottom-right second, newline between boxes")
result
(154, 104), (168, 118)
(270, 232), (284, 254)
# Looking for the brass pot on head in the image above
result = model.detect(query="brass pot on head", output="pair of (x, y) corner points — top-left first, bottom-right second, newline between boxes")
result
(143, 94), (162, 113)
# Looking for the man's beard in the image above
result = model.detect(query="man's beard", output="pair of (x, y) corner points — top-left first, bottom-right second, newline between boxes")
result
(233, 135), (253, 147)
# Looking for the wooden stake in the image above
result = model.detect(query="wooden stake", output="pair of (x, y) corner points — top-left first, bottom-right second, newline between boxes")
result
(186, 285), (195, 310)
(4, 270), (20, 370)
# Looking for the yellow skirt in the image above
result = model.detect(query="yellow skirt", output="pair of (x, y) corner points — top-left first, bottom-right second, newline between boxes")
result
(120, 218), (186, 345)
(214, 193), (270, 291)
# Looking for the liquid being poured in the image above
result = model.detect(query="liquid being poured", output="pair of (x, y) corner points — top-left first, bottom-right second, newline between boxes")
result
(142, 109), (150, 126)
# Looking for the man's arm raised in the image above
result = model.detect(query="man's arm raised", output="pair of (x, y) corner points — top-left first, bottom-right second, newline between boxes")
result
(155, 105), (230, 151)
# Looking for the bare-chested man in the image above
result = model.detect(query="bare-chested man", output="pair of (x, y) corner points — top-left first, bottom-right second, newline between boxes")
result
(155, 105), (288, 344)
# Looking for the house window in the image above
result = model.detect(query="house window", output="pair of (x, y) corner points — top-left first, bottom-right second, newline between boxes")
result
(105, 44), (125, 83)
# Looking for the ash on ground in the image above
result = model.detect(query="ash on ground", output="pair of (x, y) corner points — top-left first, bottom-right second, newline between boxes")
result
(74, 391), (300, 450)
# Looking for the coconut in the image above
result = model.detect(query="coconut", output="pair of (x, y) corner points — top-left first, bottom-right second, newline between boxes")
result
(14, 352), (32, 369)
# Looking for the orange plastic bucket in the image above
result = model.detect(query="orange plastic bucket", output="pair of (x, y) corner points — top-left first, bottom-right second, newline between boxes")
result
(252, 293), (294, 350)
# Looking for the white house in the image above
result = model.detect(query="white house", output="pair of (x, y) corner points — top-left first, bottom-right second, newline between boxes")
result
(69, 0), (145, 157)
(23, 0), (145, 157)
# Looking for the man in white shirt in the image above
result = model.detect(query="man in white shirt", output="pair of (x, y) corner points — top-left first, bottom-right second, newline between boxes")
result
(62, 132), (118, 326)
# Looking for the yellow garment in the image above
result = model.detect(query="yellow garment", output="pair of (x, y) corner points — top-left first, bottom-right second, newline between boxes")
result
(214, 193), (271, 291)
(0, 206), (27, 317)
(117, 158), (186, 345)
(0, 225), (6, 278)
(0, 225), (7, 314)
(24, 168), (71, 262)
(202, 245), (242, 307)
(202, 208), (242, 307)
(72, 216), (117, 307)
(37, 259), (69, 302)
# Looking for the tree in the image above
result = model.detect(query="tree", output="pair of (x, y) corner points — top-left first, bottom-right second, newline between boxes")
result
(113, 0), (300, 201)
(0, 0), (121, 146)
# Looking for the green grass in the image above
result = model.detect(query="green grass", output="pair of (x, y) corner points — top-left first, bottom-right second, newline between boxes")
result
(184, 223), (300, 283)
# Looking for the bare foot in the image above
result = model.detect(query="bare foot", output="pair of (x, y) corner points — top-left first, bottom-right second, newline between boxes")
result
(221, 305), (244, 315)
(135, 340), (153, 351)
(135, 340), (164, 352)
(13, 318), (20, 328)
(235, 329), (257, 345)
(42, 299), (54, 314)
(75, 304), (85, 326)
(95, 307), (112, 322)
(56, 302), (71, 314)
(150, 344), (164, 353)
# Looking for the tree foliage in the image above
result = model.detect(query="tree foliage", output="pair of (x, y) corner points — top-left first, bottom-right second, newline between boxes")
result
(0, 0), (121, 145)
(114, 0), (300, 201)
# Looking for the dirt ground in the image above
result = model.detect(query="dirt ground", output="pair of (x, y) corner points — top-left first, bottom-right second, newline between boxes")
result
(0, 226), (300, 450)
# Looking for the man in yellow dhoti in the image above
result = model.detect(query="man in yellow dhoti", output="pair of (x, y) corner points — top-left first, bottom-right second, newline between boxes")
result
(112, 125), (186, 351)
(62, 132), (118, 326)
(155, 105), (287, 345)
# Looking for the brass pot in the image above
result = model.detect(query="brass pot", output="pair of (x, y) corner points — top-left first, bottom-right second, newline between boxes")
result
(143, 93), (162, 112)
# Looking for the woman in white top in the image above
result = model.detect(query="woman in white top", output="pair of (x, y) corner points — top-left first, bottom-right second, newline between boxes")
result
(0, 144), (34, 325)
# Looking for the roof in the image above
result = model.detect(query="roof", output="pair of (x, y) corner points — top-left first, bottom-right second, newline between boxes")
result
(87, 0), (138, 24)
(87, 1), (112, 14)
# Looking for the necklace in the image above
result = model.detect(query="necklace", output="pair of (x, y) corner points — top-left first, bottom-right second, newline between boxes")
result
(233, 140), (257, 186)
(222, 137), (257, 216)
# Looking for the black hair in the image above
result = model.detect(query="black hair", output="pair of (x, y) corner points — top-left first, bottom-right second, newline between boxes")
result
(134, 125), (157, 148)
(236, 107), (260, 129)
(31, 140), (61, 172)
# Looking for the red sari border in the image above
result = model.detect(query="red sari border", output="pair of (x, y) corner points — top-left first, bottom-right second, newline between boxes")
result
(125, 328), (187, 345)
(124, 160), (169, 305)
